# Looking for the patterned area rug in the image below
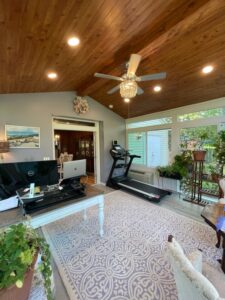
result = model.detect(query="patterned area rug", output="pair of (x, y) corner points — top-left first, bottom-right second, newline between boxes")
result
(42, 190), (223, 300)
(29, 270), (46, 300)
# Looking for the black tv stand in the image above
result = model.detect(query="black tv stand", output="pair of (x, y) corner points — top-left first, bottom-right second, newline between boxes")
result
(17, 185), (86, 215)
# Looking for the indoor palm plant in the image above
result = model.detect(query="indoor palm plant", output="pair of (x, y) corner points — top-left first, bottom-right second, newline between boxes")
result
(0, 223), (52, 300)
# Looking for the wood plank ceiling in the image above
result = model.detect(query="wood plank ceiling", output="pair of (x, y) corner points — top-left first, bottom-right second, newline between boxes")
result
(0, 0), (225, 118)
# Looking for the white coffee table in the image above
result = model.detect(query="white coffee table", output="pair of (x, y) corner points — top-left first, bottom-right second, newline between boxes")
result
(0, 186), (105, 237)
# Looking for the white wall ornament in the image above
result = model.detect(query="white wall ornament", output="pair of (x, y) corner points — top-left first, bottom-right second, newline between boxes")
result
(73, 96), (89, 114)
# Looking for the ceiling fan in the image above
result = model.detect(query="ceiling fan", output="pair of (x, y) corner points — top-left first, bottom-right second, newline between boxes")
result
(94, 54), (166, 99)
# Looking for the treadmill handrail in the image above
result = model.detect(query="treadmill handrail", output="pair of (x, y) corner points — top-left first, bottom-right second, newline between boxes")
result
(129, 155), (141, 158)
(124, 155), (139, 177)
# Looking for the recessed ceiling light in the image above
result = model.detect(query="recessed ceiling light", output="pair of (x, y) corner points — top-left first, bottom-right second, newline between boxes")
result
(109, 104), (113, 109)
(202, 65), (214, 74)
(153, 85), (161, 92)
(47, 72), (57, 79)
(124, 98), (130, 103)
(68, 37), (80, 47)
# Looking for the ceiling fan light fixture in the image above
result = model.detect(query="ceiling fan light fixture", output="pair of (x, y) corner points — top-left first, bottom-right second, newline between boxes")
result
(120, 80), (137, 98)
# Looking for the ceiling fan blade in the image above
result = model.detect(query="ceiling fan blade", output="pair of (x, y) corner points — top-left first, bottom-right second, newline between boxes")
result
(127, 54), (141, 75)
(137, 87), (144, 95)
(107, 84), (121, 95)
(94, 73), (122, 81)
(138, 72), (167, 81)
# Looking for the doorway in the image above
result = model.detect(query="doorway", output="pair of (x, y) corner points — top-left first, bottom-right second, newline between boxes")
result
(52, 117), (100, 184)
(147, 129), (170, 167)
(54, 130), (95, 184)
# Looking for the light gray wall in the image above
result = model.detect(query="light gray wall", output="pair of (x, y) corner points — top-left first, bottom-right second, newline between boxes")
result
(0, 92), (125, 182)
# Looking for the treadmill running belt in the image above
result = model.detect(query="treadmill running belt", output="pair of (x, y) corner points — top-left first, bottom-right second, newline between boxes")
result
(118, 179), (169, 200)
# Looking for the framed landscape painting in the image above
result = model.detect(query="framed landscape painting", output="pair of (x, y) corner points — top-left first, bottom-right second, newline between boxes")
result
(5, 125), (40, 148)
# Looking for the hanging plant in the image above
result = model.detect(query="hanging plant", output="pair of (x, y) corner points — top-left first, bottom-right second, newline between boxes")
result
(73, 96), (89, 114)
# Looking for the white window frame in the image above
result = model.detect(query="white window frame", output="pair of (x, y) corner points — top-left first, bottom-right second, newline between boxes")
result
(126, 97), (225, 171)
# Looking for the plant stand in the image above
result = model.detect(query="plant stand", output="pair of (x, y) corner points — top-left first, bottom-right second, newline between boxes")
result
(191, 159), (204, 204)
(183, 157), (223, 205)
(183, 156), (206, 206)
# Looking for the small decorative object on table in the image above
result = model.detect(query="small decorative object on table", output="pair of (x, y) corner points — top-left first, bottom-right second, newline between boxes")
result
(73, 96), (89, 114)
(219, 178), (225, 204)
(0, 223), (52, 300)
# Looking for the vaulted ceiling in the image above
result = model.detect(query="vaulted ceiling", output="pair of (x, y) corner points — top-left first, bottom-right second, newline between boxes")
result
(1, 0), (225, 118)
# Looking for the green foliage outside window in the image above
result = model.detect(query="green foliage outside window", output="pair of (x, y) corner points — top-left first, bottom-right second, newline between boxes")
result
(178, 107), (225, 122)
(180, 125), (217, 166)
(213, 130), (225, 173)
(128, 132), (146, 165)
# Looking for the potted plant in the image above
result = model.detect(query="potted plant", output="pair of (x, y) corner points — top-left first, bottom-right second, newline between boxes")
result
(208, 164), (220, 182)
(192, 132), (209, 161)
(157, 151), (192, 180)
(0, 223), (52, 300)
(157, 165), (182, 180)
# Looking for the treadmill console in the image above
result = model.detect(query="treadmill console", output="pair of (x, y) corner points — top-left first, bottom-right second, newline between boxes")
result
(110, 144), (128, 158)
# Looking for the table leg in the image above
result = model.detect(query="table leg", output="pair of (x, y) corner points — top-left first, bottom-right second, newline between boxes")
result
(83, 209), (87, 221)
(98, 199), (104, 237)
(221, 237), (225, 273)
(216, 231), (221, 248)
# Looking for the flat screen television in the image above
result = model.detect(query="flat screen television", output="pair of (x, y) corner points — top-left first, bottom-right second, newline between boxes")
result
(0, 160), (59, 199)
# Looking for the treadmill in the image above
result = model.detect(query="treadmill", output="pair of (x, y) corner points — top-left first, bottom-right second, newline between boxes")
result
(106, 142), (170, 202)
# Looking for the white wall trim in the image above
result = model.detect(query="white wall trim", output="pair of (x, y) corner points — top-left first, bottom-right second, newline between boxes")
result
(52, 117), (101, 184)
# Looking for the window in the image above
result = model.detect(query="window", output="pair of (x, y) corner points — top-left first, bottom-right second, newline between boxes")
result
(177, 107), (225, 122)
(147, 129), (171, 167)
(127, 132), (146, 165)
(126, 117), (172, 129)
(127, 130), (171, 167)
(126, 102), (224, 172)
